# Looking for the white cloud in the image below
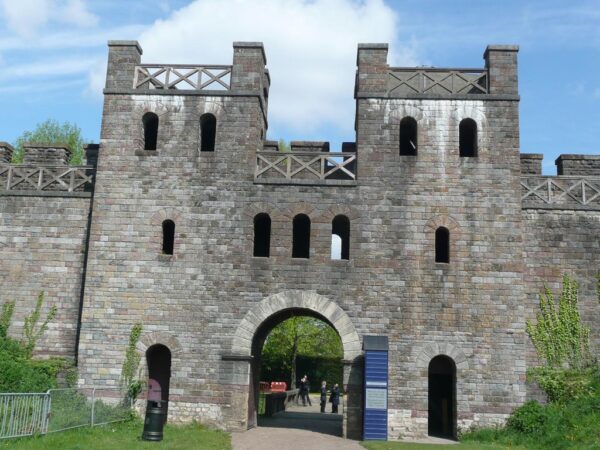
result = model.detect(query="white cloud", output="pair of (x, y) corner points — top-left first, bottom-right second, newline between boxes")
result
(132, 0), (417, 141)
(0, 0), (98, 38)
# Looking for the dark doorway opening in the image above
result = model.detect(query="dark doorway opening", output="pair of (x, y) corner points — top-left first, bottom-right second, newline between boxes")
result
(146, 344), (172, 423)
(459, 118), (477, 157)
(292, 214), (311, 259)
(200, 113), (216, 152)
(253, 213), (271, 257)
(428, 355), (456, 439)
(248, 309), (344, 437)
(143, 113), (159, 151)
(400, 116), (418, 156)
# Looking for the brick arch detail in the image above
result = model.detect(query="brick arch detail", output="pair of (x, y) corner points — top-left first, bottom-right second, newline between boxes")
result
(231, 290), (361, 361)
(319, 205), (361, 224)
(137, 331), (183, 358)
(423, 214), (461, 234)
(415, 342), (469, 371)
(150, 208), (184, 227)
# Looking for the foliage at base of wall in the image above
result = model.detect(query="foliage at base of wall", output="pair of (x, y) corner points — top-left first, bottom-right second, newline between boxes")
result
(0, 292), (74, 393)
(119, 323), (143, 402)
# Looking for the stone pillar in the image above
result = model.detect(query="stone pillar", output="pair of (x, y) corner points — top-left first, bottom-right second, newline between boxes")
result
(355, 43), (388, 97)
(343, 356), (364, 440)
(22, 144), (71, 165)
(84, 144), (100, 168)
(231, 42), (267, 92)
(105, 40), (143, 90)
(520, 153), (543, 175)
(0, 142), (14, 163)
(484, 45), (519, 95)
(556, 154), (600, 176)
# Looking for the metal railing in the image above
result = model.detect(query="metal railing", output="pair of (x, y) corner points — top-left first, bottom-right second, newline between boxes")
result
(0, 388), (131, 440)
(0, 164), (94, 192)
(387, 68), (488, 96)
(0, 393), (50, 439)
(255, 151), (357, 183)
(133, 64), (232, 91)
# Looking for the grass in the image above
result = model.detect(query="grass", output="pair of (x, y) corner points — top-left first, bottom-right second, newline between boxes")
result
(361, 441), (529, 449)
(0, 419), (231, 450)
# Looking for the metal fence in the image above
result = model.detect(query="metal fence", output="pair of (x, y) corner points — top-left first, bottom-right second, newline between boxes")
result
(0, 388), (131, 440)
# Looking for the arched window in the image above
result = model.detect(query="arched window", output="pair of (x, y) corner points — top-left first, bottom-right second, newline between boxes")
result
(162, 220), (175, 255)
(435, 227), (449, 263)
(459, 118), (477, 157)
(292, 214), (310, 258)
(331, 215), (350, 260)
(428, 355), (456, 439)
(200, 113), (216, 152)
(253, 213), (271, 257)
(142, 112), (159, 151)
(400, 116), (418, 156)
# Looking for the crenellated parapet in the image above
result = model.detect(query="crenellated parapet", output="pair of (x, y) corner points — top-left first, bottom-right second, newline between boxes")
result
(355, 43), (519, 100)
(521, 154), (600, 210)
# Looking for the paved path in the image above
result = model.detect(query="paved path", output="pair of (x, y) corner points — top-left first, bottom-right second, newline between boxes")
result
(232, 395), (363, 450)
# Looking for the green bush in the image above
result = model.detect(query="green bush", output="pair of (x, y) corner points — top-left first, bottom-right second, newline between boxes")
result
(506, 401), (547, 434)
(528, 366), (596, 403)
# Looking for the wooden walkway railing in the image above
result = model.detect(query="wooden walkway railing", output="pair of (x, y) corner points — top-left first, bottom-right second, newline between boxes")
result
(0, 164), (94, 192)
(521, 176), (600, 209)
(255, 151), (356, 183)
(387, 68), (488, 96)
(133, 64), (232, 91)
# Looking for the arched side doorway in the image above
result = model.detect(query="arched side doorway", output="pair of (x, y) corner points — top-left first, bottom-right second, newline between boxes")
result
(146, 344), (172, 422)
(428, 355), (456, 439)
(231, 291), (362, 439)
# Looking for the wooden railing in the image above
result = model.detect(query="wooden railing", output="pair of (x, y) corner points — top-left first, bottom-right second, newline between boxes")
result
(255, 151), (356, 183)
(0, 164), (94, 192)
(387, 68), (488, 96)
(521, 177), (600, 209)
(133, 65), (232, 91)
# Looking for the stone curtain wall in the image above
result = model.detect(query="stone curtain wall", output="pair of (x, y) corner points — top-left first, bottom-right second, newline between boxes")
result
(0, 194), (90, 358)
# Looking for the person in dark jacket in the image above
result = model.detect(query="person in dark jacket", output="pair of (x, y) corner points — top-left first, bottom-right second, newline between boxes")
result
(329, 383), (340, 413)
(319, 381), (327, 413)
(299, 375), (311, 406)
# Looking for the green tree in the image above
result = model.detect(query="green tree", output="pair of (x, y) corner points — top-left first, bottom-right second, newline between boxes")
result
(23, 291), (57, 359)
(278, 139), (290, 152)
(261, 317), (342, 388)
(120, 323), (143, 403)
(526, 274), (591, 369)
(13, 119), (87, 165)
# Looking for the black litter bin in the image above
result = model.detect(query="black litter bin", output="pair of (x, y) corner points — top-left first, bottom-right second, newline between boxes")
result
(142, 400), (166, 441)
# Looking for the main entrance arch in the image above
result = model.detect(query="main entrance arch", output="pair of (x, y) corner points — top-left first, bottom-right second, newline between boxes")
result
(231, 290), (362, 439)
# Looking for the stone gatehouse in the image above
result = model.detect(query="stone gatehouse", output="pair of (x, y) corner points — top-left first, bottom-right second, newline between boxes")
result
(1, 40), (599, 440)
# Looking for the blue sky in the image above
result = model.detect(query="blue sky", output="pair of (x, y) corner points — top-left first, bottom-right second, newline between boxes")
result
(0, 0), (598, 174)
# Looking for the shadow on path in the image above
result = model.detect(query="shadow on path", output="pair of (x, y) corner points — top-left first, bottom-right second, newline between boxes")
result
(257, 395), (343, 437)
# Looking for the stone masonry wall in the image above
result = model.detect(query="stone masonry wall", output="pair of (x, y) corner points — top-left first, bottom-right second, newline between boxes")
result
(0, 194), (90, 358)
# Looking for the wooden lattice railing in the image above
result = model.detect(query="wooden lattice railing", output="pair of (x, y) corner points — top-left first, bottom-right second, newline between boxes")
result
(133, 65), (232, 91)
(521, 177), (600, 208)
(387, 68), (488, 96)
(0, 164), (94, 192)
(255, 151), (356, 182)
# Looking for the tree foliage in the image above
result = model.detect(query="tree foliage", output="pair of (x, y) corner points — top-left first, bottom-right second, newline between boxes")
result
(526, 274), (591, 369)
(261, 317), (343, 388)
(278, 139), (290, 152)
(13, 119), (87, 165)
(23, 291), (57, 359)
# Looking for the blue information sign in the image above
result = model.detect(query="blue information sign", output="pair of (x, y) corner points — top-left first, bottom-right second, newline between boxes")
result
(363, 336), (388, 440)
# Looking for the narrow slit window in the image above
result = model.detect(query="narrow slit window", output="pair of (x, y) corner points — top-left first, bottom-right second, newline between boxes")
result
(292, 214), (310, 258)
(162, 220), (175, 255)
(435, 227), (449, 263)
(400, 116), (418, 156)
(459, 118), (478, 157)
(200, 113), (216, 152)
(143, 112), (159, 151)
(331, 215), (350, 260)
(253, 213), (271, 257)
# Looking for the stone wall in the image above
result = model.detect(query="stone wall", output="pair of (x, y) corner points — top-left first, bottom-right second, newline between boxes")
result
(0, 193), (91, 358)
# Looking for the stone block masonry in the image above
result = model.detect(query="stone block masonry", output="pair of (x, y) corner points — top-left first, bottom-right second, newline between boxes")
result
(1, 40), (599, 441)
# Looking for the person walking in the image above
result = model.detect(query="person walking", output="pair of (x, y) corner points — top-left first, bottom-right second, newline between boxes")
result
(319, 381), (327, 413)
(301, 375), (312, 406)
(329, 383), (340, 413)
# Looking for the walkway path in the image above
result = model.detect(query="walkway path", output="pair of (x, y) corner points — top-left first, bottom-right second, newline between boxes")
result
(232, 395), (363, 450)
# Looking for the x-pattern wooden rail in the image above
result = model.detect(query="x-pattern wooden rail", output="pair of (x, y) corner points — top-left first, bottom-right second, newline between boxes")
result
(133, 65), (232, 90)
(255, 151), (356, 181)
(0, 165), (94, 192)
(521, 177), (600, 206)
(388, 68), (488, 95)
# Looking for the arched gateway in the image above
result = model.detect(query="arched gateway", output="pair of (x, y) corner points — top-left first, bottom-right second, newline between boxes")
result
(229, 291), (363, 439)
